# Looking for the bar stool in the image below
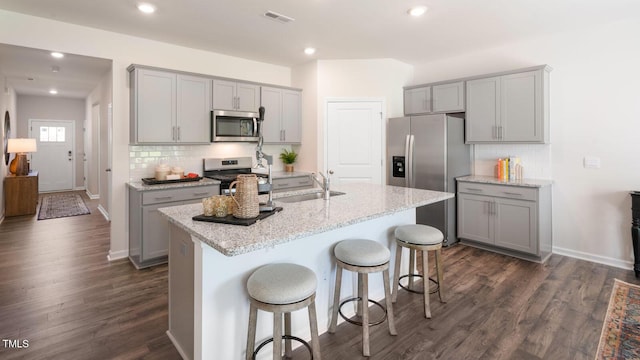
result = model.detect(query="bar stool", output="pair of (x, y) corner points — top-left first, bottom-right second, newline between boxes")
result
(329, 239), (397, 357)
(392, 224), (445, 319)
(246, 263), (321, 360)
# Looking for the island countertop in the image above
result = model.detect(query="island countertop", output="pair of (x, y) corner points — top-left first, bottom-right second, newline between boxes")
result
(158, 183), (453, 257)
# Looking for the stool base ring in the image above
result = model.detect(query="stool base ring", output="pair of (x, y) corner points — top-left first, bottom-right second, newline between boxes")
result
(398, 274), (439, 294)
(338, 297), (387, 326)
(252, 335), (313, 360)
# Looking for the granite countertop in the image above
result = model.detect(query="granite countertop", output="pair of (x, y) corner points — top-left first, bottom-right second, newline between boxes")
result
(128, 178), (220, 191)
(158, 183), (453, 256)
(457, 175), (553, 188)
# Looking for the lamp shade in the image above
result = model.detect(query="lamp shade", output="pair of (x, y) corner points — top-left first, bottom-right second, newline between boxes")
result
(7, 138), (37, 153)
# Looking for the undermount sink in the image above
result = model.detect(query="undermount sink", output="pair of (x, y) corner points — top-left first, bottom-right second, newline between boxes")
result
(276, 191), (346, 203)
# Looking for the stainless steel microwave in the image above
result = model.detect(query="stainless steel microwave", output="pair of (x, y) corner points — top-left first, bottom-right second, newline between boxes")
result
(211, 110), (259, 142)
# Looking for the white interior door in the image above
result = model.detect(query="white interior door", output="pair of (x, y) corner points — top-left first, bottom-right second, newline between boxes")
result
(327, 100), (383, 185)
(29, 119), (74, 192)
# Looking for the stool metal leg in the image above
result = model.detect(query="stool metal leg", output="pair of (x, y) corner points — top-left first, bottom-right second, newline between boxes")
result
(329, 265), (343, 333)
(246, 303), (258, 360)
(409, 249), (416, 291)
(273, 311), (282, 359)
(308, 300), (322, 360)
(392, 244), (402, 303)
(435, 248), (445, 303)
(422, 250), (431, 319)
(357, 273), (364, 317)
(284, 312), (292, 358)
(382, 268), (397, 336)
(361, 273), (370, 357)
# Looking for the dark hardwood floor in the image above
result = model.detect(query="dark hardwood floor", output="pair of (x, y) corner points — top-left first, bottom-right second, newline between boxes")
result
(1, 193), (637, 359)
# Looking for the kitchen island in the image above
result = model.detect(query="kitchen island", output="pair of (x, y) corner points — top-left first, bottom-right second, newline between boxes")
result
(158, 183), (453, 360)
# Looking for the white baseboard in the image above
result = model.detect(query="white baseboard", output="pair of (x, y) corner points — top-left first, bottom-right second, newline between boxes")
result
(167, 330), (190, 360)
(97, 205), (110, 221)
(553, 245), (633, 270)
(107, 249), (128, 262)
(85, 189), (100, 200)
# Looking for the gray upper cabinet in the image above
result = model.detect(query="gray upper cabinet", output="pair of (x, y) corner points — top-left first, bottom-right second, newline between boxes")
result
(466, 67), (550, 143)
(404, 86), (431, 115)
(261, 86), (302, 144)
(130, 67), (211, 144)
(177, 75), (212, 143)
(432, 81), (465, 113)
(212, 79), (260, 112)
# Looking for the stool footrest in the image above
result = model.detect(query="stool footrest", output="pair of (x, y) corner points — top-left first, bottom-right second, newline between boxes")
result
(253, 335), (314, 360)
(398, 274), (439, 295)
(338, 297), (387, 327)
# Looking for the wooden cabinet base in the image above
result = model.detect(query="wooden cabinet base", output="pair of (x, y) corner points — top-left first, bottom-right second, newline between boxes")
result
(4, 171), (39, 217)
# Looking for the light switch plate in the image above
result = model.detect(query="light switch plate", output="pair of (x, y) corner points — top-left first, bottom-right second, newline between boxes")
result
(584, 156), (601, 169)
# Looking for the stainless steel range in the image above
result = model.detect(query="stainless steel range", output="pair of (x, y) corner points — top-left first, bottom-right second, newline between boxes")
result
(203, 157), (267, 195)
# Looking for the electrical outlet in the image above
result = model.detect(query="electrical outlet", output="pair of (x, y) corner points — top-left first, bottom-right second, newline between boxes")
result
(583, 156), (601, 169)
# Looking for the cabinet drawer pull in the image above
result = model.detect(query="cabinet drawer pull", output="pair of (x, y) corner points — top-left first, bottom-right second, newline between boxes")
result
(465, 188), (483, 192)
(193, 192), (209, 197)
(503, 192), (523, 196)
(298, 180), (309, 185)
(278, 182), (289, 187)
(154, 196), (172, 201)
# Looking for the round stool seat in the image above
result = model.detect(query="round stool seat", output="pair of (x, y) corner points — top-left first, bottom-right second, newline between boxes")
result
(247, 264), (317, 305)
(334, 239), (390, 267)
(395, 224), (443, 245)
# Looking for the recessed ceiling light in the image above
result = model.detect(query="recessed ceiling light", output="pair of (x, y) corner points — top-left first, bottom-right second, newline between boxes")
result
(304, 47), (316, 55)
(49, 89), (58, 95)
(138, 3), (156, 14)
(51, 52), (64, 59)
(408, 6), (428, 17)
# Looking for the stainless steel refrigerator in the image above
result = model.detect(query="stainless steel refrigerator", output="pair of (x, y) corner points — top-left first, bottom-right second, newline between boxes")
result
(387, 114), (471, 246)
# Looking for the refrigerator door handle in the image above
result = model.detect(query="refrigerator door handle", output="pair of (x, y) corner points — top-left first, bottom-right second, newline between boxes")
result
(408, 134), (415, 188)
(404, 134), (410, 187)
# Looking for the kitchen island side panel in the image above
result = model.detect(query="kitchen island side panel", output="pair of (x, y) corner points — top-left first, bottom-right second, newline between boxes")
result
(175, 208), (415, 360)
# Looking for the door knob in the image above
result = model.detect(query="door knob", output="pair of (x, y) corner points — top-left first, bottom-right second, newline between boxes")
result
(105, 168), (112, 172)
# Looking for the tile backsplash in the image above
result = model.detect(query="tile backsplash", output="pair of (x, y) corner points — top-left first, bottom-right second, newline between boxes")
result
(129, 143), (290, 181)
(472, 143), (552, 180)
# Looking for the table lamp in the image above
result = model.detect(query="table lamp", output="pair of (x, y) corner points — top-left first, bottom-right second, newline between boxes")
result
(8, 138), (37, 176)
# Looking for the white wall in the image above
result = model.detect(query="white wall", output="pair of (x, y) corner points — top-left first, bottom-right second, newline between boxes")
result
(0, 68), (18, 220)
(294, 59), (413, 172)
(412, 18), (640, 269)
(0, 9), (291, 260)
(291, 61), (319, 172)
(16, 95), (86, 188)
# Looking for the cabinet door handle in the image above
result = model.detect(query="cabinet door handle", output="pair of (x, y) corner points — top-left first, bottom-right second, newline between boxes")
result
(177, 126), (181, 141)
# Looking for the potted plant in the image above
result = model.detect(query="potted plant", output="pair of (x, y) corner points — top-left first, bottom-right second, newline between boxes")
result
(279, 148), (297, 172)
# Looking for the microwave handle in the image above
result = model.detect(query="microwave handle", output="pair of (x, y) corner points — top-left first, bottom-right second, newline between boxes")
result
(253, 118), (258, 136)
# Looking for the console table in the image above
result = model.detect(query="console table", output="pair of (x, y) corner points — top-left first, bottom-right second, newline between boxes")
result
(632, 191), (640, 277)
(4, 171), (38, 216)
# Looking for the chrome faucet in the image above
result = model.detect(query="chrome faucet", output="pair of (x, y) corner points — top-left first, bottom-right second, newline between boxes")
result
(312, 170), (334, 200)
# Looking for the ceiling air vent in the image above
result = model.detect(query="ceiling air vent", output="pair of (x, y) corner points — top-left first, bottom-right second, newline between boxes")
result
(263, 10), (295, 24)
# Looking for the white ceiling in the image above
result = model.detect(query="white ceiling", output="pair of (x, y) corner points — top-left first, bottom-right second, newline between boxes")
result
(0, 0), (638, 97)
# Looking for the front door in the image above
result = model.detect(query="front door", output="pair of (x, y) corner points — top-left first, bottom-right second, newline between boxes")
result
(29, 119), (74, 192)
(327, 100), (383, 185)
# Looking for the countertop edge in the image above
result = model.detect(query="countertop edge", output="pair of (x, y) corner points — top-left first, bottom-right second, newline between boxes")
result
(456, 175), (553, 188)
(127, 178), (221, 191)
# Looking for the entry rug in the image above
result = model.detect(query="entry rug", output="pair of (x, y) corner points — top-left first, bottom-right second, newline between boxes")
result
(37, 193), (91, 220)
(595, 279), (640, 359)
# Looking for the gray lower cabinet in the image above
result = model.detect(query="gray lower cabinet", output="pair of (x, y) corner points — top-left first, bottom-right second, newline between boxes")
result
(271, 173), (313, 191)
(466, 66), (550, 143)
(457, 181), (552, 262)
(129, 185), (219, 269)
